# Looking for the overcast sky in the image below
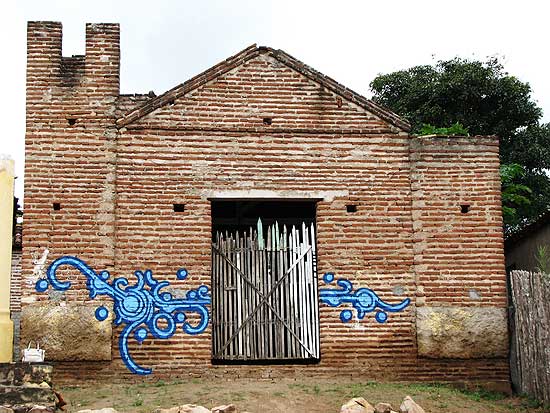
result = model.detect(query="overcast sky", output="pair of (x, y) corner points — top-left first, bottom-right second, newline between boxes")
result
(2, 0), (550, 202)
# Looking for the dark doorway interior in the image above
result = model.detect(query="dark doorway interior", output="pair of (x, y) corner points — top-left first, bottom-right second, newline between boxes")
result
(211, 200), (317, 238)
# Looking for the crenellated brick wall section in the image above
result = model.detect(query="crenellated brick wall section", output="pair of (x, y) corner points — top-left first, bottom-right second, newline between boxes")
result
(24, 22), (119, 305)
(22, 22), (509, 387)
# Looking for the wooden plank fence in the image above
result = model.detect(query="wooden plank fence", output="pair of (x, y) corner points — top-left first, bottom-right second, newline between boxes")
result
(509, 270), (550, 404)
(211, 219), (319, 361)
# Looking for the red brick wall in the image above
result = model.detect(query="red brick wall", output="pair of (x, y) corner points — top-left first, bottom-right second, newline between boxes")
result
(23, 22), (509, 385)
(114, 50), (416, 373)
(10, 250), (22, 313)
(410, 136), (507, 308)
(10, 250), (22, 361)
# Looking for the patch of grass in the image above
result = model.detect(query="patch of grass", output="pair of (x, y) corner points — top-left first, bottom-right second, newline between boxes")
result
(323, 386), (343, 394)
(459, 387), (507, 402)
(406, 383), (444, 392)
(93, 388), (112, 399)
(287, 383), (324, 395)
(518, 394), (545, 409)
(78, 399), (89, 405)
(154, 379), (166, 387)
(132, 398), (143, 407)
(398, 382), (507, 403)
(228, 391), (246, 402)
(288, 383), (309, 392)
(346, 383), (373, 397)
(273, 391), (286, 397)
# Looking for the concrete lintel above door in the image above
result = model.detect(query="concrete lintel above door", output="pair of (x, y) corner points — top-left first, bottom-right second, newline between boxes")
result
(204, 189), (349, 202)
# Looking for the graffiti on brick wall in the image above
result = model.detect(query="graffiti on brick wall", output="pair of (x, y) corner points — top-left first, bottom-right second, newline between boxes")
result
(319, 272), (410, 323)
(35, 256), (211, 375)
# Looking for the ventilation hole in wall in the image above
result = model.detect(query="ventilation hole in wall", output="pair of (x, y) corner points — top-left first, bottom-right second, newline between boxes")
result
(67, 118), (77, 126)
(53, 202), (61, 211)
(173, 203), (185, 212)
(263, 117), (273, 125)
(168, 100), (175, 106)
(460, 204), (470, 213)
(346, 204), (358, 213)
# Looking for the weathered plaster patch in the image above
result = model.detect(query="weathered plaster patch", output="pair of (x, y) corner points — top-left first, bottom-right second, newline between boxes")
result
(393, 285), (406, 296)
(469, 289), (482, 300)
(32, 248), (49, 279)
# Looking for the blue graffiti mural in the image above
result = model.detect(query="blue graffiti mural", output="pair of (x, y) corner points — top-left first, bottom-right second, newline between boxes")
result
(35, 256), (211, 375)
(319, 273), (410, 323)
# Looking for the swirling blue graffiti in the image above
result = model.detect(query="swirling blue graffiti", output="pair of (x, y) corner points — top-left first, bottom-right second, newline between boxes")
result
(35, 256), (211, 375)
(319, 273), (410, 323)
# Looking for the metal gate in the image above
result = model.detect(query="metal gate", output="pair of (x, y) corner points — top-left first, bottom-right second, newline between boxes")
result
(211, 219), (319, 361)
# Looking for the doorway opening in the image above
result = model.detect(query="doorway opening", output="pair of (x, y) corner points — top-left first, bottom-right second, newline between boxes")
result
(210, 199), (319, 363)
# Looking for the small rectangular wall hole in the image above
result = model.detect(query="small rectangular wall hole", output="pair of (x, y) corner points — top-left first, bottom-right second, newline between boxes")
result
(460, 204), (470, 213)
(53, 202), (61, 211)
(346, 204), (357, 213)
(173, 203), (185, 212)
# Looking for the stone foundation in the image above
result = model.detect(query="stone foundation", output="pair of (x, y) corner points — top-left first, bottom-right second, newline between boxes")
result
(0, 363), (55, 412)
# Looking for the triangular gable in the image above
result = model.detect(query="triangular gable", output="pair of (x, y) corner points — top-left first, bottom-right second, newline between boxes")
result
(116, 44), (411, 131)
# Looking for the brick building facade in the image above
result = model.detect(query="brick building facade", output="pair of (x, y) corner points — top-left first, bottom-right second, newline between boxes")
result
(21, 22), (509, 386)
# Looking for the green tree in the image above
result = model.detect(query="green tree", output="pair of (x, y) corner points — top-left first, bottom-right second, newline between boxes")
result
(505, 123), (550, 171)
(370, 57), (550, 229)
(500, 164), (532, 228)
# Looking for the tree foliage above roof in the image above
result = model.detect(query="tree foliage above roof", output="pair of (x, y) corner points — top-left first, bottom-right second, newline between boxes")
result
(370, 57), (550, 232)
(370, 58), (541, 149)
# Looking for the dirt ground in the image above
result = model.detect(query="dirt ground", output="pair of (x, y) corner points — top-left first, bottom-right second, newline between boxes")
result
(59, 378), (549, 413)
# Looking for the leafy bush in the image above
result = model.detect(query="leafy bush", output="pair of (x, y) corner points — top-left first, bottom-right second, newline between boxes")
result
(500, 163), (533, 230)
(419, 122), (469, 136)
(535, 244), (550, 274)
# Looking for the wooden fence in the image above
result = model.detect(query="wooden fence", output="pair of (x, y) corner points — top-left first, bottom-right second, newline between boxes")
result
(509, 270), (550, 404)
(211, 219), (319, 362)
